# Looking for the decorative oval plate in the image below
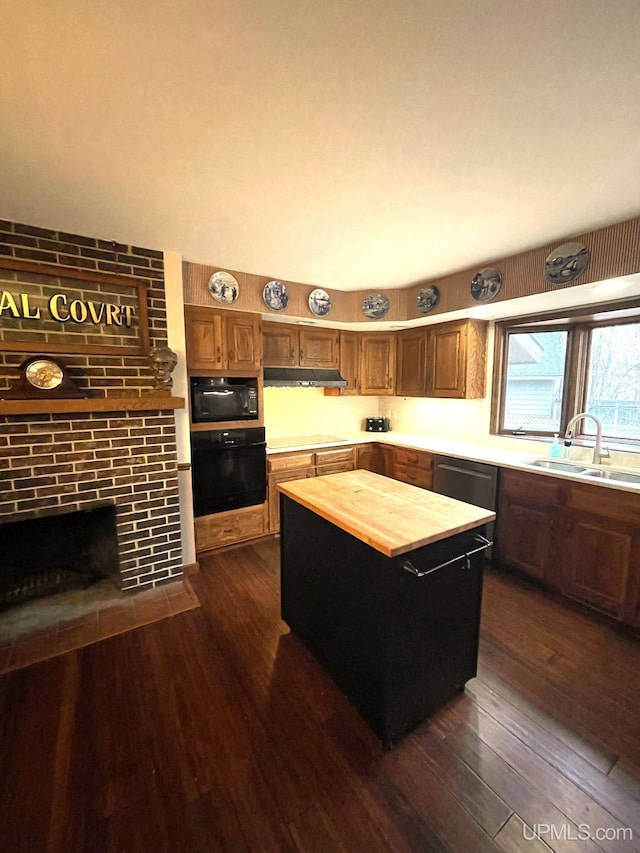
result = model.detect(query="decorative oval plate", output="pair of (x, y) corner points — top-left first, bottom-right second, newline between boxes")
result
(544, 242), (590, 285)
(470, 267), (502, 302)
(362, 292), (390, 320)
(208, 270), (239, 304)
(308, 288), (331, 317)
(263, 280), (289, 311)
(416, 285), (440, 314)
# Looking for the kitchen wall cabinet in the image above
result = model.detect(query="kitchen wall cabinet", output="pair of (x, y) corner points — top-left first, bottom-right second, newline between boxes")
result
(497, 468), (640, 626)
(263, 323), (299, 366)
(430, 319), (487, 399)
(299, 328), (339, 369)
(359, 334), (396, 395)
(185, 305), (261, 372)
(335, 332), (360, 394)
(263, 323), (338, 369)
(396, 329), (430, 397)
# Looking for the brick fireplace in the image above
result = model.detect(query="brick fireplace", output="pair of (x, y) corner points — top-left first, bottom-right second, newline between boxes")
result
(0, 221), (184, 594)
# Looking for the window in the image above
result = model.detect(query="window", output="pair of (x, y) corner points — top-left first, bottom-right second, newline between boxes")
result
(584, 324), (640, 438)
(494, 315), (640, 443)
(502, 330), (568, 433)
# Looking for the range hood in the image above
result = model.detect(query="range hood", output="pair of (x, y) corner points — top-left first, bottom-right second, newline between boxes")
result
(263, 368), (347, 388)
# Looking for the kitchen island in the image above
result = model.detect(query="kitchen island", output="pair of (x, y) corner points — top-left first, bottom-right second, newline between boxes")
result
(278, 470), (496, 747)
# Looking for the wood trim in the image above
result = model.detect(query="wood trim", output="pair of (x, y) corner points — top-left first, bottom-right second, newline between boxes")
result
(0, 258), (151, 355)
(0, 396), (185, 415)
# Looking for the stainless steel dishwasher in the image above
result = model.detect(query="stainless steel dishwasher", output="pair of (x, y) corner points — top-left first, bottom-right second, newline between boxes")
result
(432, 456), (498, 557)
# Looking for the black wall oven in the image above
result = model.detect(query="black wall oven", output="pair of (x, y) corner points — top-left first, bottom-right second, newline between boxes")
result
(190, 377), (258, 424)
(190, 427), (266, 517)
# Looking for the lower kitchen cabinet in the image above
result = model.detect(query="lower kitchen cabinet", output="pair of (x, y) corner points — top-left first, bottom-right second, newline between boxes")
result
(268, 466), (315, 532)
(560, 482), (640, 620)
(497, 470), (562, 583)
(267, 446), (356, 533)
(356, 443), (382, 473)
(315, 446), (355, 476)
(497, 468), (640, 626)
(195, 503), (268, 553)
(391, 446), (434, 490)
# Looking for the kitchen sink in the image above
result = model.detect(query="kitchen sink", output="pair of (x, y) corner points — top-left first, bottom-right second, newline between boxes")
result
(582, 469), (640, 484)
(527, 459), (588, 473)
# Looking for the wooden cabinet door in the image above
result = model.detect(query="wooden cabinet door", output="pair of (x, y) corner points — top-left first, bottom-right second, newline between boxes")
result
(263, 324), (299, 366)
(496, 469), (562, 583)
(268, 467), (314, 533)
(430, 321), (466, 397)
(396, 329), (429, 396)
(299, 328), (338, 368)
(184, 305), (225, 370)
(497, 495), (555, 581)
(226, 312), (261, 370)
(336, 332), (360, 395)
(560, 512), (634, 617)
(356, 443), (381, 472)
(359, 334), (395, 395)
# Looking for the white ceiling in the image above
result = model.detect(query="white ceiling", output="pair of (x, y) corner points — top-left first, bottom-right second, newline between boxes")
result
(2, 1), (640, 292)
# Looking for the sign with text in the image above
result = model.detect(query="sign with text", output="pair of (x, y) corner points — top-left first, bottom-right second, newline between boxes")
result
(0, 260), (150, 355)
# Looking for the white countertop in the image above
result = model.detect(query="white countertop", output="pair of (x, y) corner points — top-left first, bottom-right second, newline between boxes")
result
(266, 430), (640, 495)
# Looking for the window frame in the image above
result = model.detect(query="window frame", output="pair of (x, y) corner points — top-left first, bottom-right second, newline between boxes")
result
(491, 306), (640, 446)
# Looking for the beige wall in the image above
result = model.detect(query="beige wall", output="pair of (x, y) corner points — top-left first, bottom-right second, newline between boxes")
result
(263, 387), (377, 439)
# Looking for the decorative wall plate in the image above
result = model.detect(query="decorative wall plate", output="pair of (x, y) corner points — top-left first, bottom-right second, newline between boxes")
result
(308, 288), (331, 317)
(263, 280), (289, 311)
(416, 285), (440, 314)
(544, 242), (590, 285)
(362, 293), (390, 320)
(470, 267), (502, 302)
(208, 270), (239, 304)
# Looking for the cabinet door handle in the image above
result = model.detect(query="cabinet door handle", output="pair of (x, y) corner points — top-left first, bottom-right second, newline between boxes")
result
(216, 346), (222, 361)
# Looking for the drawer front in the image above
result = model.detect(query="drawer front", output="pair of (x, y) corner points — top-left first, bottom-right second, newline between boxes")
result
(268, 452), (315, 472)
(314, 447), (355, 466)
(394, 464), (433, 490)
(315, 461), (354, 476)
(501, 469), (562, 504)
(393, 447), (433, 471)
(567, 481), (640, 524)
(195, 504), (266, 552)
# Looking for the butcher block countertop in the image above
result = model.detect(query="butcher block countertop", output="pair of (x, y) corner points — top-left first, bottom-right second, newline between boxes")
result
(278, 469), (496, 558)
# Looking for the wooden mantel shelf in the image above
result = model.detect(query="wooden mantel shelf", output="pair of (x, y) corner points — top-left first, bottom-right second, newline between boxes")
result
(0, 396), (185, 416)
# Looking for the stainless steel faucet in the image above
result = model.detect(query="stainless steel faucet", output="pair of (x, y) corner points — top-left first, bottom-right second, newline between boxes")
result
(564, 412), (609, 465)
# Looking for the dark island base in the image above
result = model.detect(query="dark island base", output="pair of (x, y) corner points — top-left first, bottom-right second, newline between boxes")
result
(280, 496), (487, 748)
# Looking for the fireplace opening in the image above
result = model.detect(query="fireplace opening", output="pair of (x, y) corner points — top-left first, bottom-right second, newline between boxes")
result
(0, 503), (120, 610)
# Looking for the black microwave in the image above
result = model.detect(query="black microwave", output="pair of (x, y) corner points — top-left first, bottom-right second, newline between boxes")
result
(190, 377), (259, 423)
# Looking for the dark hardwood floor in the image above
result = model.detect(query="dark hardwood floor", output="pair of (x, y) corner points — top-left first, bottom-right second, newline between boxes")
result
(1, 538), (639, 852)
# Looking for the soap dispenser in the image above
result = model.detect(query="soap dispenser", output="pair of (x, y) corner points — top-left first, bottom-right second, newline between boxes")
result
(549, 434), (562, 458)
